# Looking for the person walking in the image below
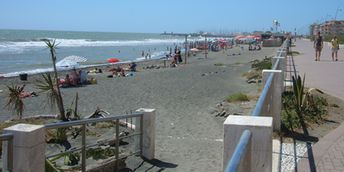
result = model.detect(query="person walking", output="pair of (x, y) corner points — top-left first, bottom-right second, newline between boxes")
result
(314, 31), (323, 61)
(331, 36), (339, 61)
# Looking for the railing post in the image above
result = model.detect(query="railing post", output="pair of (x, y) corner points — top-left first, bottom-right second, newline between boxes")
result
(135, 108), (156, 160)
(81, 124), (86, 172)
(115, 119), (120, 172)
(3, 124), (45, 172)
(262, 70), (283, 131)
(223, 116), (272, 172)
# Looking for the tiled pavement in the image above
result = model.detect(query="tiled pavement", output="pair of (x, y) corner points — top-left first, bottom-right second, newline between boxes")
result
(293, 39), (344, 172)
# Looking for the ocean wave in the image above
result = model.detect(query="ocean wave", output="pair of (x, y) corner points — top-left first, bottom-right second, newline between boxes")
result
(0, 38), (185, 53)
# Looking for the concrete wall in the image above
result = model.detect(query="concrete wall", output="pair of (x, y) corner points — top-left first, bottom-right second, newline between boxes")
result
(223, 116), (273, 172)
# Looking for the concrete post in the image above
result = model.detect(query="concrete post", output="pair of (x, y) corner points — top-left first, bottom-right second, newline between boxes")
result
(223, 116), (273, 172)
(3, 124), (45, 172)
(136, 108), (156, 160)
(262, 70), (283, 131)
(273, 56), (286, 77)
(262, 72), (274, 117)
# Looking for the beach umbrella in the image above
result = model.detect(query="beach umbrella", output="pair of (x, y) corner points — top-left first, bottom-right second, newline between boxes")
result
(107, 58), (120, 63)
(56, 55), (87, 68)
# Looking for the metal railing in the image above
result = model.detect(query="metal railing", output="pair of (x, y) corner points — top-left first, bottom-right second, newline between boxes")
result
(0, 133), (13, 172)
(224, 130), (252, 172)
(224, 40), (289, 172)
(44, 112), (144, 172)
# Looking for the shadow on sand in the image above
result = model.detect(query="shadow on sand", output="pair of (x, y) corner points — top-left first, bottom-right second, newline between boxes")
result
(121, 157), (178, 172)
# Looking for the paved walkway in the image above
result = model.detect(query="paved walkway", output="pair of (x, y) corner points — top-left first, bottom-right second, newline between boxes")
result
(293, 39), (344, 172)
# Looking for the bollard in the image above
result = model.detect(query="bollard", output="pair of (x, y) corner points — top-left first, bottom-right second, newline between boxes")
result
(136, 108), (156, 160)
(3, 124), (45, 172)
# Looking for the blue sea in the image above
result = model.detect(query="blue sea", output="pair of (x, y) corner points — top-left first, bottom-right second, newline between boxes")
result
(0, 29), (193, 76)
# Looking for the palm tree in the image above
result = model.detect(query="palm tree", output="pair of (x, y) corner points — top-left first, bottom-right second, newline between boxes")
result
(44, 39), (66, 121)
(6, 84), (25, 119)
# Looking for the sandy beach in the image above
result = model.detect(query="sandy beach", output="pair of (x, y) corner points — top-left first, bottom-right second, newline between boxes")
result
(0, 46), (277, 171)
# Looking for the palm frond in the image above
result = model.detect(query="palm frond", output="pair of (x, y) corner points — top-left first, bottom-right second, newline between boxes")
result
(35, 74), (59, 110)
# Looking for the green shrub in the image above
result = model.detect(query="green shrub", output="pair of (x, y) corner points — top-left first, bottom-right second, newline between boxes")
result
(251, 57), (272, 71)
(227, 92), (249, 102)
(214, 63), (224, 66)
(281, 90), (328, 130)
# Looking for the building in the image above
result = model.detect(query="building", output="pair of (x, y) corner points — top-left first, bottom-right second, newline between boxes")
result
(310, 20), (344, 36)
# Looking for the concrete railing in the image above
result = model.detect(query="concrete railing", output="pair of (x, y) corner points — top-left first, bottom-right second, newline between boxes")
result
(0, 133), (13, 172)
(224, 41), (288, 172)
(1, 108), (156, 172)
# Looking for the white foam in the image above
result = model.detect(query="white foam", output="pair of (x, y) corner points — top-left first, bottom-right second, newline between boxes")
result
(0, 38), (185, 53)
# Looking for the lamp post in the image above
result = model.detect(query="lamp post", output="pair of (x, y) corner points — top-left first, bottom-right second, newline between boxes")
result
(184, 35), (188, 64)
(204, 33), (208, 59)
(273, 20), (280, 32)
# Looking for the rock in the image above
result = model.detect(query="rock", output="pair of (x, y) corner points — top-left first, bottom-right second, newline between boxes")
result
(216, 103), (223, 107)
(219, 111), (226, 117)
(247, 79), (257, 84)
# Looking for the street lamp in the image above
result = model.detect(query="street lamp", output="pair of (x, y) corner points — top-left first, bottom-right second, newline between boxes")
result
(273, 20), (280, 32)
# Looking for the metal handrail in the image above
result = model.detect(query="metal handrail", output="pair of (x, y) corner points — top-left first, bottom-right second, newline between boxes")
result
(44, 112), (144, 172)
(252, 41), (288, 116)
(44, 112), (143, 129)
(225, 40), (288, 171)
(0, 133), (13, 172)
(224, 130), (252, 172)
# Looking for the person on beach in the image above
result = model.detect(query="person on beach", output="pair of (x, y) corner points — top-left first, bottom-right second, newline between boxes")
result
(176, 49), (182, 63)
(331, 36), (339, 61)
(129, 62), (137, 72)
(70, 69), (80, 86)
(62, 74), (71, 87)
(314, 31), (323, 61)
(79, 70), (88, 84)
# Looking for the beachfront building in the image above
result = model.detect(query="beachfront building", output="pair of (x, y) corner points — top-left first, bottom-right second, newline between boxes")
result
(310, 20), (344, 36)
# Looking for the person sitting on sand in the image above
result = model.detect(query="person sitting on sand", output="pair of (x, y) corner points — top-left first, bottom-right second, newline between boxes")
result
(88, 67), (102, 74)
(19, 91), (38, 98)
(119, 67), (126, 77)
(129, 62), (137, 72)
(170, 58), (177, 67)
(61, 74), (71, 87)
(257, 44), (261, 50)
(79, 70), (88, 84)
(70, 69), (80, 86)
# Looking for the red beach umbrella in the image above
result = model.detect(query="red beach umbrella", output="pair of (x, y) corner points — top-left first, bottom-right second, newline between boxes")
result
(107, 58), (120, 63)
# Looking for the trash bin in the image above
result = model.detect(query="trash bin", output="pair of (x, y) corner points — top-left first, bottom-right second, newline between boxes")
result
(19, 73), (28, 81)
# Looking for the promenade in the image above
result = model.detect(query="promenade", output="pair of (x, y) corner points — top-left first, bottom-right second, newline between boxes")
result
(294, 39), (344, 171)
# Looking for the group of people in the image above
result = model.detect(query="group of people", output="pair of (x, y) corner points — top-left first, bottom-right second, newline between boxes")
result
(60, 69), (91, 87)
(248, 43), (261, 51)
(108, 62), (137, 78)
(314, 31), (340, 61)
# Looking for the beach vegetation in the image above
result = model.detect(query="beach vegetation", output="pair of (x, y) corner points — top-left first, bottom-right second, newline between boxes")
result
(243, 57), (272, 81)
(226, 92), (250, 102)
(242, 70), (260, 80)
(5, 84), (25, 119)
(36, 74), (60, 110)
(281, 75), (328, 130)
(214, 63), (225, 66)
(44, 39), (66, 121)
(65, 92), (81, 120)
(251, 57), (272, 71)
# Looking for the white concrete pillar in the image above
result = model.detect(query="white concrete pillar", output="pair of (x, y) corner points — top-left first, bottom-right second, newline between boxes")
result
(136, 108), (156, 160)
(223, 116), (272, 172)
(3, 124), (45, 172)
(262, 70), (283, 131)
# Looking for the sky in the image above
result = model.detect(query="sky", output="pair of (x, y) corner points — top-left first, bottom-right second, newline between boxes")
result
(1, 0), (344, 34)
